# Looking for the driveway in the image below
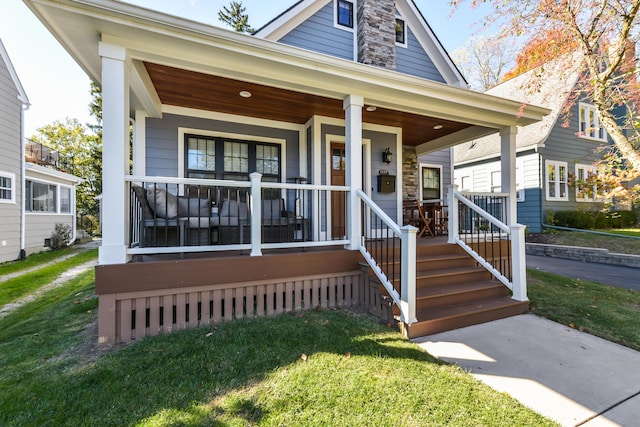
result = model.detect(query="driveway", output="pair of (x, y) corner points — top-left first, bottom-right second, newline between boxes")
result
(526, 254), (640, 290)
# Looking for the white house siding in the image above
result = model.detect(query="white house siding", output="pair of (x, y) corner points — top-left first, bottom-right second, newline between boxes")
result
(24, 168), (78, 255)
(454, 152), (544, 232)
(277, 2), (354, 61)
(0, 50), (23, 263)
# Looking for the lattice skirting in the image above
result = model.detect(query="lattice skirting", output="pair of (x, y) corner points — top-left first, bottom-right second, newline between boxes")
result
(98, 271), (365, 343)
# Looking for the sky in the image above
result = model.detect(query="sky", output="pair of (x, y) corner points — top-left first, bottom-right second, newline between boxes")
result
(0, 0), (493, 138)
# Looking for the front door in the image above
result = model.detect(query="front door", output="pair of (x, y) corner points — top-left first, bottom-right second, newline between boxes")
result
(330, 142), (346, 239)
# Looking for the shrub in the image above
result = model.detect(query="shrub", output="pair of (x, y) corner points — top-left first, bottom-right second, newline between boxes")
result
(594, 210), (638, 229)
(50, 223), (72, 250)
(552, 210), (595, 229)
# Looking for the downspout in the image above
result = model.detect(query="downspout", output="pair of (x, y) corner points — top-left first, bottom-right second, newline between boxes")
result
(19, 101), (29, 260)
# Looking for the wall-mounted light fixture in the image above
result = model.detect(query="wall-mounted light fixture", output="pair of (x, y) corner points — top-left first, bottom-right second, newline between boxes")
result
(382, 147), (393, 164)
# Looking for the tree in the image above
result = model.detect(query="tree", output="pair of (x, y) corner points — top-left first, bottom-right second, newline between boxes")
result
(452, 0), (640, 178)
(218, 1), (253, 34)
(30, 118), (101, 218)
(451, 35), (515, 91)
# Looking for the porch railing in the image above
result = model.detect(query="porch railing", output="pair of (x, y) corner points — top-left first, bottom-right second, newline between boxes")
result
(24, 140), (74, 173)
(126, 174), (350, 255)
(448, 186), (527, 301)
(357, 189), (417, 324)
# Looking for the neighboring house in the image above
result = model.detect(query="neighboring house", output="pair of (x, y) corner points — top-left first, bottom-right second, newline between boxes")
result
(25, 0), (549, 343)
(0, 38), (29, 264)
(0, 38), (81, 264)
(453, 56), (614, 233)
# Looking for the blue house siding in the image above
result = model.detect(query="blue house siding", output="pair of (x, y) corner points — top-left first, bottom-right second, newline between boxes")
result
(396, 27), (445, 82)
(278, 2), (354, 61)
(145, 113), (301, 181)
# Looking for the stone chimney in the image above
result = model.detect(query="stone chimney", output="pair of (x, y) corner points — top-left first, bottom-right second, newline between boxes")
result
(357, 0), (396, 70)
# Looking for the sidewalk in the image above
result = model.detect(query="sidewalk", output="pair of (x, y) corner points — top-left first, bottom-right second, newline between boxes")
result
(414, 315), (640, 427)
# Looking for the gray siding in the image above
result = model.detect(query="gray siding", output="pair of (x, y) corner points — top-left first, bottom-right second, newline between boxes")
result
(0, 51), (23, 263)
(24, 214), (73, 256)
(146, 113), (301, 180)
(418, 149), (451, 199)
(396, 27), (446, 82)
(539, 101), (605, 214)
(278, 2), (354, 61)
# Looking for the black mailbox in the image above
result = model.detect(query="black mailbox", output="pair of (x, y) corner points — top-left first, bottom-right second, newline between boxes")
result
(377, 175), (396, 193)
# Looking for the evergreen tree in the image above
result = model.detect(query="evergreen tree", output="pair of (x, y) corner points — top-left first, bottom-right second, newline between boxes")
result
(218, 1), (253, 33)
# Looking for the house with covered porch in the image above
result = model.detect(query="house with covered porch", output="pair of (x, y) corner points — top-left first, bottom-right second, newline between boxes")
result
(25, 0), (548, 343)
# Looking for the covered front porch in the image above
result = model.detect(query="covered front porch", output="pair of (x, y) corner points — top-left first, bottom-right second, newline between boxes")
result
(24, 0), (549, 343)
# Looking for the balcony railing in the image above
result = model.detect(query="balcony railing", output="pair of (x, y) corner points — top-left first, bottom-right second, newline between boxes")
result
(24, 140), (74, 173)
(126, 174), (350, 255)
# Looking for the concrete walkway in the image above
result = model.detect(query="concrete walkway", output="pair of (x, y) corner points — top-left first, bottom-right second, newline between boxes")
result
(414, 315), (640, 427)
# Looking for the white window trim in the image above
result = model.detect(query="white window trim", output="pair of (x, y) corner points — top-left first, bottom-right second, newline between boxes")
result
(395, 16), (408, 48)
(575, 163), (597, 203)
(25, 178), (74, 215)
(459, 175), (471, 192)
(578, 102), (608, 142)
(545, 160), (569, 201)
(419, 163), (443, 202)
(59, 184), (74, 214)
(0, 171), (16, 204)
(334, 0), (355, 32)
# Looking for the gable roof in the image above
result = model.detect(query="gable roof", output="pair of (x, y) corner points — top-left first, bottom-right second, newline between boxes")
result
(254, 0), (467, 87)
(0, 38), (29, 106)
(454, 54), (581, 165)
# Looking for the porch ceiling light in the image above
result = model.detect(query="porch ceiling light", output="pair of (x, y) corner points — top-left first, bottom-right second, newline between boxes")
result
(239, 90), (252, 98)
(433, 124), (444, 130)
(366, 106), (377, 112)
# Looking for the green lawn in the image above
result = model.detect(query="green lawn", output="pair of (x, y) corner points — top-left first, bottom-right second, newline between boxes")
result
(0, 246), (80, 277)
(528, 269), (640, 351)
(0, 248), (98, 307)
(0, 270), (555, 426)
(531, 228), (640, 255)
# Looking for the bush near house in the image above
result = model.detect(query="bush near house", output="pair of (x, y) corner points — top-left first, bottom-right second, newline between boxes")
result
(548, 209), (638, 230)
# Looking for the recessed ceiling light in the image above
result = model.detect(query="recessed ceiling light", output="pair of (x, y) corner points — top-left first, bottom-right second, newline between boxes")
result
(366, 106), (377, 112)
(239, 91), (252, 98)
(433, 124), (443, 130)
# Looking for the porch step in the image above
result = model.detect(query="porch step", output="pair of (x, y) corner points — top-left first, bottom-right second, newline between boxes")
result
(381, 240), (528, 339)
(401, 297), (529, 339)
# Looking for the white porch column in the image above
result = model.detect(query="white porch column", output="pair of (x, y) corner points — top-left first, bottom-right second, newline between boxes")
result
(500, 126), (518, 225)
(99, 42), (130, 265)
(132, 110), (147, 176)
(344, 94), (364, 250)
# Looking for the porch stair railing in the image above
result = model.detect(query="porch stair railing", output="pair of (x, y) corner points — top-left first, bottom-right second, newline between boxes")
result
(356, 189), (417, 324)
(448, 185), (527, 302)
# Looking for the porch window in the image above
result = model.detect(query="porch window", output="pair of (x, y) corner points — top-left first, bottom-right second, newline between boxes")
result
(575, 163), (597, 202)
(0, 172), (15, 203)
(546, 160), (568, 201)
(26, 180), (57, 212)
(395, 18), (406, 46)
(185, 135), (280, 182)
(60, 186), (72, 213)
(336, 0), (353, 28)
(421, 166), (441, 200)
(579, 103), (607, 141)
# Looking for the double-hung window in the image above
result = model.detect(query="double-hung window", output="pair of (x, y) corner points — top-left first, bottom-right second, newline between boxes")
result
(336, 0), (354, 28)
(0, 172), (15, 203)
(546, 160), (568, 201)
(60, 186), (72, 213)
(421, 166), (441, 200)
(575, 163), (597, 202)
(579, 103), (607, 141)
(395, 18), (406, 46)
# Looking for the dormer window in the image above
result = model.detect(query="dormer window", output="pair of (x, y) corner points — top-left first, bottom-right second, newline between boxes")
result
(337, 0), (354, 28)
(395, 18), (406, 46)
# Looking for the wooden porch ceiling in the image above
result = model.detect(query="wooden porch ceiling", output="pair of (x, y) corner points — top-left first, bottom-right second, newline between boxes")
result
(144, 62), (472, 147)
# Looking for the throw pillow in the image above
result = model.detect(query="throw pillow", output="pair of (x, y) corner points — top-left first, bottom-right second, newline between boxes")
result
(146, 187), (178, 218)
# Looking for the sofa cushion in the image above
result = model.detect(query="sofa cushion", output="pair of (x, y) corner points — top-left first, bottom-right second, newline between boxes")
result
(146, 187), (178, 219)
(178, 197), (210, 217)
(262, 199), (283, 219)
(220, 199), (249, 219)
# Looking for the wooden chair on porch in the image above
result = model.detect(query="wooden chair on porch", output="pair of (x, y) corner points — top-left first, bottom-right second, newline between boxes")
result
(402, 199), (434, 238)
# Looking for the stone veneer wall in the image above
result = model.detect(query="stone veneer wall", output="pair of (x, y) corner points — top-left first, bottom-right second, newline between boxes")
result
(357, 0), (396, 69)
(402, 146), (418, 199)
